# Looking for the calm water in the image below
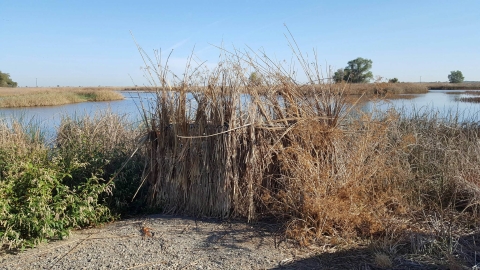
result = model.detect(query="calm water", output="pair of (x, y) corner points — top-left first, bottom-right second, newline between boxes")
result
(1, 90), (479, 140)
(360, 90), (480, 122)
(0, 91), (157, 139)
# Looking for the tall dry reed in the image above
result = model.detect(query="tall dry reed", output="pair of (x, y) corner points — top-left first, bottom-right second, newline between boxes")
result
(136, 37), (480, 257)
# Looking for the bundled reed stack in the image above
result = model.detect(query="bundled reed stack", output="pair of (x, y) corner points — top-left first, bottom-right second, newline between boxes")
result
(139, 44), (346, 222)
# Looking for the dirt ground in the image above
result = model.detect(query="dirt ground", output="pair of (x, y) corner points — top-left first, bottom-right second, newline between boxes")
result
(0, 215), (329, 269)
(1, 214), (460, 269)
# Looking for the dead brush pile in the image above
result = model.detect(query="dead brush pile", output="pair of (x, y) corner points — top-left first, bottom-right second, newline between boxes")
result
(137, 45), (480, 249)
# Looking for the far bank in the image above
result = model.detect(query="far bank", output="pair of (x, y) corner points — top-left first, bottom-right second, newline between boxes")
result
(0, 87), (125, 108)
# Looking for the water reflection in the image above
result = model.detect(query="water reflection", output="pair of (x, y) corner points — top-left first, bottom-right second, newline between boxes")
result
(360, 90), (480, 122)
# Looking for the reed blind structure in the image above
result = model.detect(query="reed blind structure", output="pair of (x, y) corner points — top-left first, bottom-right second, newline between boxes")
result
(142, 64), (345, 221)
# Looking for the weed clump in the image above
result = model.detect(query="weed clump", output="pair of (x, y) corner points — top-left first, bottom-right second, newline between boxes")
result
(56, 111), (146, 215)
(0, 120), (111, 249)
(0, 111), (144, 250)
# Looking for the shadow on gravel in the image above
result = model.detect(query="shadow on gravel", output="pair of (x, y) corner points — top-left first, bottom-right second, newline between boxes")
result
(133, 215), (480, 269)
(144, 214), (285, 251)
(270, 247), (441, 270)
(201, 219), (284, 251)
(272, 231), (480, 270)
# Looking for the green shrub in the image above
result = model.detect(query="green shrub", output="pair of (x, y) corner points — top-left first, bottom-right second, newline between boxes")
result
(0, 111), (145, 250)
(55, 111), (146, 216)
(0, 125), (112, 250)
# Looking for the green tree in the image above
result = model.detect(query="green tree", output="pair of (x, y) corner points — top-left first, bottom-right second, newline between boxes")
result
(343, 57), (373, 83)
(248, 72), (263, 86)
(333, 68), (345, 83)
(388, 78), (399, 83)
(0, 71), (18, 87)
(448, 70), (464, 83)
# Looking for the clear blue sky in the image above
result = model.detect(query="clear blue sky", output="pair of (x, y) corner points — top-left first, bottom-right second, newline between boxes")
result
(1, 0), (479, 87)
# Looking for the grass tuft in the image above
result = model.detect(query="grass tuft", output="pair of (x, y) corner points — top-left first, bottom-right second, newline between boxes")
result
(374, 253), (392, 269)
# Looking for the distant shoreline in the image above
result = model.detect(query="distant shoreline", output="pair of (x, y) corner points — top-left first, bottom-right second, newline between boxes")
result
(0, 87), (124, 108)
(2, 82), (478, 103)
(424, 82), (480, 90)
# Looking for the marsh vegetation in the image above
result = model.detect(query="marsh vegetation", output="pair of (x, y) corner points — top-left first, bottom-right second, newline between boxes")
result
(1, 44), (479, 268)
(134, 41), (480, 267)
(0, 87), (124, 108)
(426, 82), (480, 90)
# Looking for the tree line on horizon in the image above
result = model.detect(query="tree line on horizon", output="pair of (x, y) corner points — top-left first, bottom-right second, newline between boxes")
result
(1, 65), (466, 89)
(332, 58), (465, 84)
(0, 71), (17, 87)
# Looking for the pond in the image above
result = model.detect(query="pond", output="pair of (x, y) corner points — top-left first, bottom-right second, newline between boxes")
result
(0, 91), (157, 140)
(360, 90), (480, 122)
(1, 90), (479, 140)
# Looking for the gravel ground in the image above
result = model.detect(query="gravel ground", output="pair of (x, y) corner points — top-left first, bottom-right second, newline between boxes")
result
(0, 215), (323, 270)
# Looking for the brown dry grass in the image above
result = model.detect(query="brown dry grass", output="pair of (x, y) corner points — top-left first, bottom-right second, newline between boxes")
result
(0, 86), (127, 96)
(443, 90), (480, 103)
(456, 96), (480, 103)
(445, 90), (480, 95)
(342, 82), (428, 95)
(133, 39), (480, 268)
(426, 82), (480, 90)
(0, 87), (124, 107)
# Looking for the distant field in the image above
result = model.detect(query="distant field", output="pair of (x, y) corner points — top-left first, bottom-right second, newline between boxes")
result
(424, 82), (480, 90)
(318, 82), (480, 95)
(341, 82), (428, 95)
(2, 82), (476, 107)
(0, 87), (125, 107)
(118, 83), (431, 95)
(0, 86), (125, 96)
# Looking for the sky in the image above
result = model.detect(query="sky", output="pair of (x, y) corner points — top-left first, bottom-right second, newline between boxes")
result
(1, 0), (479, 87)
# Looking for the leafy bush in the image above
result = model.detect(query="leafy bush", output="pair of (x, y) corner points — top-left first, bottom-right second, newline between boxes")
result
(0, 122), (112, 249)
(388, 77), (399, 83)
(0, 111), (145, 250)
(56, 111), (146, 215)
